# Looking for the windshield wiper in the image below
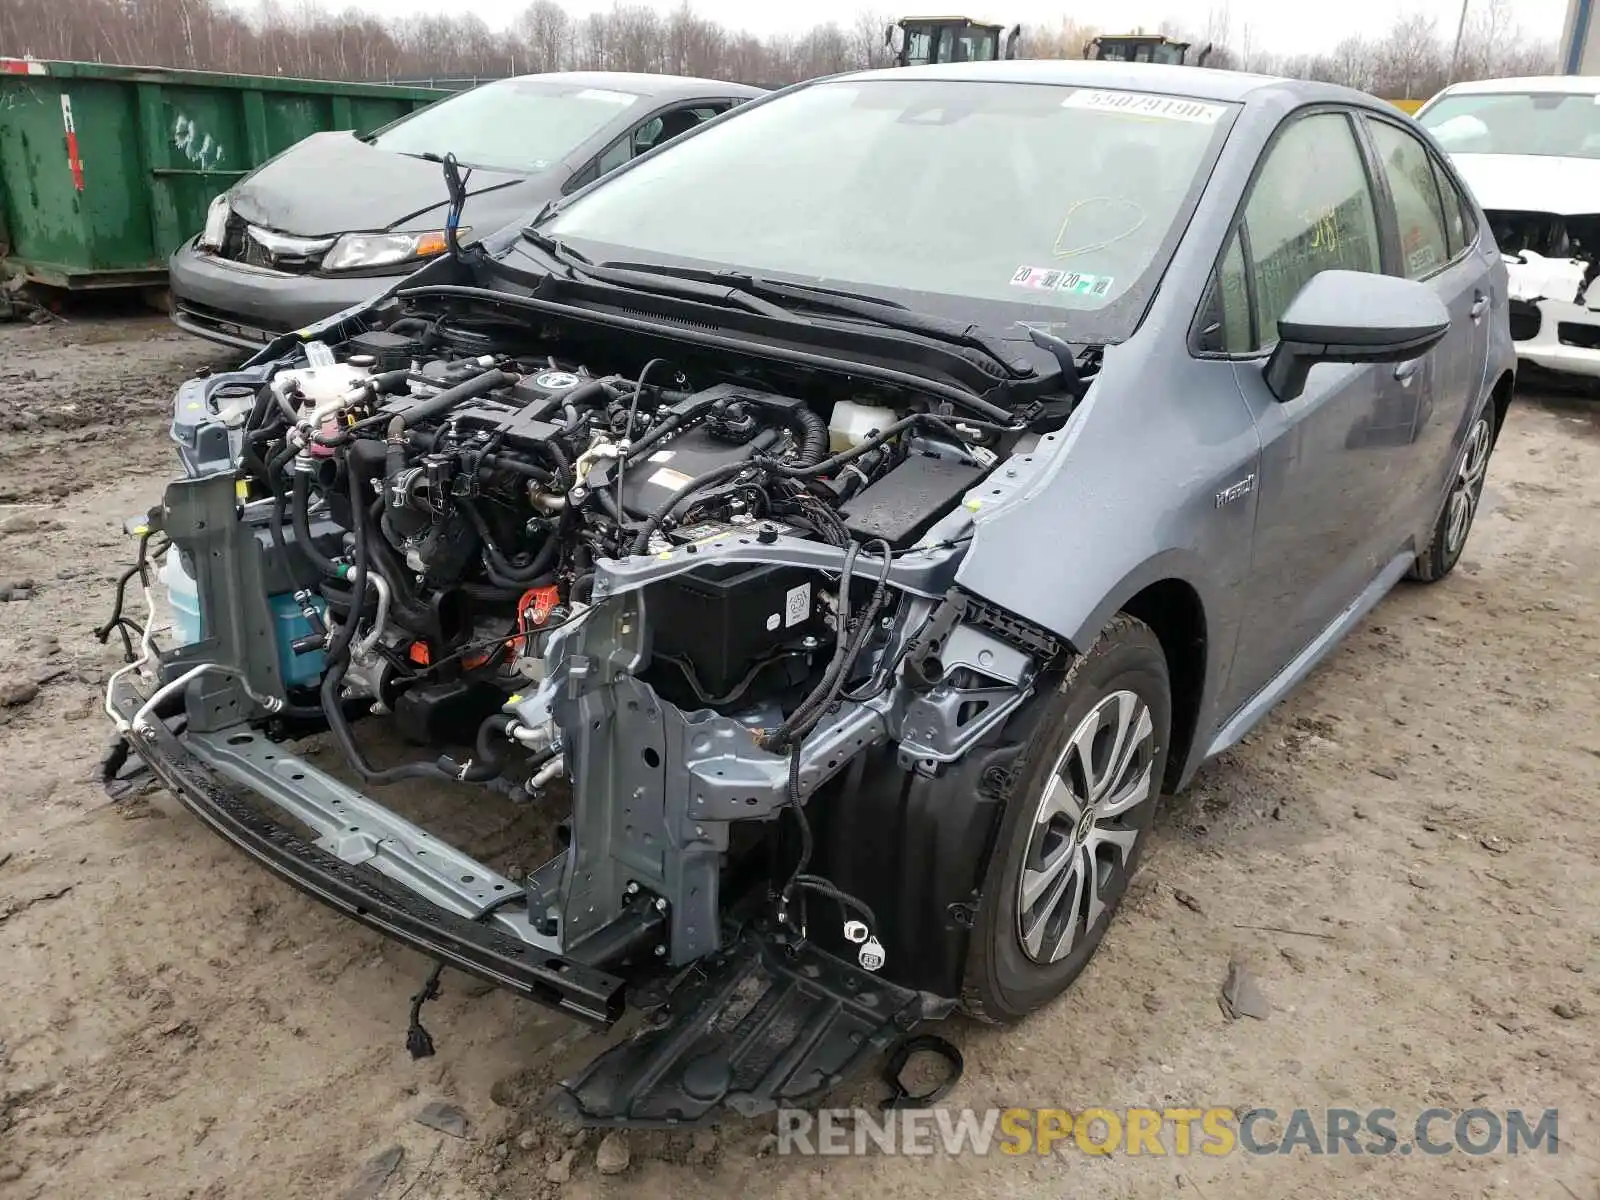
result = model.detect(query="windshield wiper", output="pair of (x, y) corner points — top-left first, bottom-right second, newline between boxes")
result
(593, 260), (1035, 379)
(519, 229), (794, 319)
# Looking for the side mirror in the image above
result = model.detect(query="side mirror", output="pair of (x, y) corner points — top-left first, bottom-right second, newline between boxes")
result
(1263, 270), (1451, 403)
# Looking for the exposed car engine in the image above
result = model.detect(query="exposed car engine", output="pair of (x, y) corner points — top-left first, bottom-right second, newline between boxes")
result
(105, 223), (1089, 1124)
(218, 318), (1028, 769)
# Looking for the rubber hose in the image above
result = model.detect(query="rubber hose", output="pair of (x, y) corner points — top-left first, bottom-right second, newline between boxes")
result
(319, 660), (454, 785)
(558, 379), (610, 413)
(400, 428), (553, 484)
(323, 470), (371, 665)
(361, 502), (436, 634)
(787, 404), (829, 466)
(458, 497), (558, 585)
(290, 464), (345, 578)
(439, 713), (516, 782)
(266, 443), (313, 591)
(315, 487), (461, 785)
(386, 367), (513, 427)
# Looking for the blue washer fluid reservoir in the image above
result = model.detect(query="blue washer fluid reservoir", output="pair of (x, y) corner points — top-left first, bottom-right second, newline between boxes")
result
(270, 594), (326, 688)
(163, 550), (324, 689)
(161, 550), (202, 646)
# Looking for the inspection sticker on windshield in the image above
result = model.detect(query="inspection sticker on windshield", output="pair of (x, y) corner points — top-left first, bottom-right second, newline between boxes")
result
(1010, 265), (1066, 290)
(1010, 266), (1113, 297)
(1062, 89), (1226, 124)
(1059, 271), (1113, 297)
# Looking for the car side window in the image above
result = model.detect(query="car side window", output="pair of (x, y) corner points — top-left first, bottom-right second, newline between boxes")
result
(1430, 155), (1474, 256)
(594, 103), (727, 181)
(1367, 119), (1451, 280)
(595, 135), (632, 177)
(1239, 112), (1383, 352)
(1197, 230), (1252, 354)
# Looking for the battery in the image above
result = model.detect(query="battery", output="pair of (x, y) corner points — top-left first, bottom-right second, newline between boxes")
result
(648, 559), (820, 698)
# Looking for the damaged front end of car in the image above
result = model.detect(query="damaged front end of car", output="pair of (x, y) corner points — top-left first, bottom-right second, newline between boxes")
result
(102, 247), (1090, 1125)
(1489, 209), (1600, 375)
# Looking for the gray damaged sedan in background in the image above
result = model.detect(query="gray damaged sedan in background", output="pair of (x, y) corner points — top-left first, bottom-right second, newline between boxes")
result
(106, 60), (1513, 1125)
(169, 72), (762, 348)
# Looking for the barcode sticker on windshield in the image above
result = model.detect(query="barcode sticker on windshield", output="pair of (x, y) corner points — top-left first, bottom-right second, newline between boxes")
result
(1062, 90), (1226, 124)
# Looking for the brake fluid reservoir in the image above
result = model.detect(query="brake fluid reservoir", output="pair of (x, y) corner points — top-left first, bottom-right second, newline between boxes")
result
(828, 401), (898, 452)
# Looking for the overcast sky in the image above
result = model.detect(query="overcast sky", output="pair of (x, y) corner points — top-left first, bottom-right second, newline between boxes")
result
(278, 0), (1572, 56)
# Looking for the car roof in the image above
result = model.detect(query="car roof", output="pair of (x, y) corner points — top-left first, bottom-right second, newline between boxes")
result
(830, 59), (1386, 109)
(499, 70), (764, 100)
(1429, 74), (1600, 97)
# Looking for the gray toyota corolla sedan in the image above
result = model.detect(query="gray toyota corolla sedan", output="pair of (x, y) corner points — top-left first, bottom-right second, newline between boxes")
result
(169, 72), (762, 349)
(108, 60), (1511, 1124)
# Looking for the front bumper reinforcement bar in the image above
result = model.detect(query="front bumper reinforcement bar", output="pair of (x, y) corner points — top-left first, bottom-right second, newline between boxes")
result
(106, 675), (626, 1027)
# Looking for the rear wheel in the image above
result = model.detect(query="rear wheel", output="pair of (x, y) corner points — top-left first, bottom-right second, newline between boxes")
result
(1410, 407), (1495, 583)
(961, 614), (1170, 1023)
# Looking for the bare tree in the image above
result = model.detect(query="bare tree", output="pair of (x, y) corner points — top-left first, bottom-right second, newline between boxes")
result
(852, 9), (893, 70)
(0, 0), (1563, 95)
(1019, 16), (1099, 60)
(516, 0), (571, 72)
(1373, 13), (1446, 100)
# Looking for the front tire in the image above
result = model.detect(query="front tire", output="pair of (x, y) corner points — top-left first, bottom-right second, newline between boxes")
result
(961, 614), (1170, 1023)
(1410, 405), (1495, 583)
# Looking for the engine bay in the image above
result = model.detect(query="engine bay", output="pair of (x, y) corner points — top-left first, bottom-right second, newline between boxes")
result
(102, 272), (1089, 1119)
(202, 313), (1043, 748)
(1490, 209), (1600, 310)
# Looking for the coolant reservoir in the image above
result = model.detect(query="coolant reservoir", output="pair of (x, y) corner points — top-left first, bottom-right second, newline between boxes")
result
(828, 401), (898, 452)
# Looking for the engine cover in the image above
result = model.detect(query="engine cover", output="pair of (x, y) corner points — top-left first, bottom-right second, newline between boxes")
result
(618, 427), (764, 518)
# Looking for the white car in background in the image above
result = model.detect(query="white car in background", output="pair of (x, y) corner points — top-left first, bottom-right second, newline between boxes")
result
(1417, 76), (1600, 379)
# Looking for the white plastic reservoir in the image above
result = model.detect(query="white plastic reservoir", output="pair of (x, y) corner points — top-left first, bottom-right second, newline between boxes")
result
(162, 550), (202, 646)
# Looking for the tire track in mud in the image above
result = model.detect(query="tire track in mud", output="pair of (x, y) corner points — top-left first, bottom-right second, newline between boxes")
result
(0, 318), (236, 506)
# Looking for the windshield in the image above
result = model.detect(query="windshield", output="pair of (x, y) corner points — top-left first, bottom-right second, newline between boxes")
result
(1419, 91), (1600, 160)
(372, 79), (641, 173)
(901, 24), (996, 65)
(540, 79), (1236, 342)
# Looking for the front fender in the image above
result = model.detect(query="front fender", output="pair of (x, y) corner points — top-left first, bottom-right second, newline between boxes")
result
(952, 339), (1262, 776)
(956, 346), (1257, 632)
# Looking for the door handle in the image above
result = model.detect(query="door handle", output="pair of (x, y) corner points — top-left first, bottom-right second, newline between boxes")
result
(1394, 358), (1422, 382)
(1470, 292), (1490, 319)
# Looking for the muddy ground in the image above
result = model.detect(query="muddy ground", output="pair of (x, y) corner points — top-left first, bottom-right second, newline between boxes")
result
(1, 313), (1597, 1200)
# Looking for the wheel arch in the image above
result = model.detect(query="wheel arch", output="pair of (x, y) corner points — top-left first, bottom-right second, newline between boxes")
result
(1488, 368), (1514, 436)
(1116, 578), (1209, 794)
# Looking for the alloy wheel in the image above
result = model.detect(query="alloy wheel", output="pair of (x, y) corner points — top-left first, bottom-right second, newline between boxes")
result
(1016, 689), (1156, 964)
(1444, 416), (1493, 558)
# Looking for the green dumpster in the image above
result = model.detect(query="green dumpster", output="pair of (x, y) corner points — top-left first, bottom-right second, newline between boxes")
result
(0, 58), (445, 290)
